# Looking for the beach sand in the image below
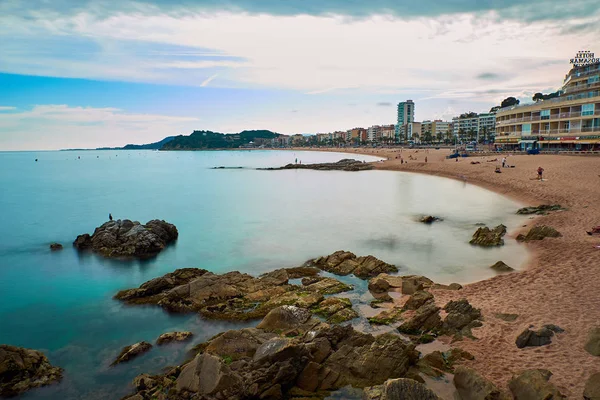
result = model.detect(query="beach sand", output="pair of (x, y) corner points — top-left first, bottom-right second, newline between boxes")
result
(302, 147), (600, 397)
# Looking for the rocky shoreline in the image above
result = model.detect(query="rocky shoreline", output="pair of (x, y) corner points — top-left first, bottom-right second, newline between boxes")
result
(259, 158), (374, 171)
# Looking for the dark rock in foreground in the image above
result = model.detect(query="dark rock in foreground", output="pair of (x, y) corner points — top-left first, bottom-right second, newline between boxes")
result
(111, 341), (153, 366)
(122, 306), (417, 400)
(49, 243), (63, 251)
(0, 345), (63, 397)
(73, 219), (178, 258)
(585, 327), (600, 356)
(470, 224), (507, 247)
(156, 332), (193, 346)
(585, 372), (600, 400)
(454, 366), (510, 400)
(304, 250), (398, 279)
(260, 158), (374, 172)
(490, 261), (514, 273)
(516, 225), (562, 242)
(515, 325), (564, 349)
(508, 369), (565, 399)
(419, 216), (442, 224)
(363, 378), (440, 399)
(517, 204), (564, 215)
(114, 260), (355, 321)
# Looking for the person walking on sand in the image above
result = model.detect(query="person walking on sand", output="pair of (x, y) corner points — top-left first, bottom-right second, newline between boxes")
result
(425, 156), (428, 163)
(537, 166), (544, 181)
(502, 157), (506, 168)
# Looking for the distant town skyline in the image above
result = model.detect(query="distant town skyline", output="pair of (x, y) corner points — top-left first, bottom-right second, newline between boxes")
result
(0, 0), (598, 150)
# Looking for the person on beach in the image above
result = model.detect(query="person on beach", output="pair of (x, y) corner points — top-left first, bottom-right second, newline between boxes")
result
(537, 166), (544, 180)
(425, 156), (428, 163)
(502, 157), (506, 168)
(109, 213), (113, 221)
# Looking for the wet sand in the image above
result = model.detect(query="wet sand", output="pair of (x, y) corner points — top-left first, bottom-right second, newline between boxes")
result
(301, 147), (600, 397)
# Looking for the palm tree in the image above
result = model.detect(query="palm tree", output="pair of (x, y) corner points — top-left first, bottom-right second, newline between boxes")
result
(436, 132), (443, 144)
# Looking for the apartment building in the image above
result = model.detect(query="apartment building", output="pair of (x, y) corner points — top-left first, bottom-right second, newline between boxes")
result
(367, 125), (381, 142)
(422, 120), (451, 137)
(396, 100), (415, 141)
(496, 60), (600, 150)
(380, 125), (396, 140)
(452, 113), (496, 142)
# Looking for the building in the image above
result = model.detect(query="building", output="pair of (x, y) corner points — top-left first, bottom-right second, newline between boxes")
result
(452, 113), (479, 141)
(367, 125), (381, 142)
(380, 125), (396, 142)
(495, 59), (600, 150)
(402, 122), (421, 142)
(396, 100), (415, 141)
(477, 113), (496, 141)
(422, 120), (452, 140)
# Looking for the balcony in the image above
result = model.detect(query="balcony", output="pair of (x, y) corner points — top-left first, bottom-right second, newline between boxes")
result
(497, 109), (599, 125)
(564, 67), (600, 85)
(562, 80), (600, 94)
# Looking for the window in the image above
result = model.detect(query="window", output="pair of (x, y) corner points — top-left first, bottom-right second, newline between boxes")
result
(564, 121), (570, 131)
(582, 104), (595, 116)
(588, 75), (599, 84)
(522, 124), (531, 135)
(541, 110), (550, 120)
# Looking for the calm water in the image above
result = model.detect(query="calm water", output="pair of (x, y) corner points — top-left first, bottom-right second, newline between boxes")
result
(0, 150), (528, 399)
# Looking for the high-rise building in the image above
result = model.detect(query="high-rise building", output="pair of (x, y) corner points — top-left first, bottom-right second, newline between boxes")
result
(396, 100), (415, 141)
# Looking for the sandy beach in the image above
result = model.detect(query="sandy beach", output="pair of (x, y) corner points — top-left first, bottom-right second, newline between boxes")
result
(299, 147), (600, 397)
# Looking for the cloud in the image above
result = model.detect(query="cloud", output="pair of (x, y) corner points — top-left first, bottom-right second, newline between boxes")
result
(0, 106), (16, 111)
(200, 73), (218, 86)
(3, 0), (600, 22)
(476, 73), (501, 80)
(0, 105), (199, 150)
(377, 102), (392, 106)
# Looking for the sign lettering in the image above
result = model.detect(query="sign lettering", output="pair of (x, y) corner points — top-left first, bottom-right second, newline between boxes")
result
(570, 50), (600, 66)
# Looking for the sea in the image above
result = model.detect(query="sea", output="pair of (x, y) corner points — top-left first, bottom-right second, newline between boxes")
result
(0, 150), (528, 399)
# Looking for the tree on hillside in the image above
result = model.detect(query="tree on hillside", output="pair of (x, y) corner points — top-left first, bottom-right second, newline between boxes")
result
(501, 97), (520, 108)
(489, 105), (501, 113)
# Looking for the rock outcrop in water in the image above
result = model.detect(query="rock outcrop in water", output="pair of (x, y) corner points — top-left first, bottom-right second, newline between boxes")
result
(260, 159), (374, 171)
(114, 262), (354, 321)
(0, 345), (63, 397)
(303, 251), (398, 279)
(156, 332), (193, 346)
(111, 342), (153, 366)
(73, 219), (178, 258)
(516, 225), (562, 242)
(516, 204), (564, 215)
(469, 224), (507, 247)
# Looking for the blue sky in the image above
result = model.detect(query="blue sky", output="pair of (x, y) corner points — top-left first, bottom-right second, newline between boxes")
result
(1, 0), (599, 150)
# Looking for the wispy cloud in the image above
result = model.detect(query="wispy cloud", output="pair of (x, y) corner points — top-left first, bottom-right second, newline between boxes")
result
(200, 73), (218, 87)
(0, 106), (16, 111)
(0, 105), (199, 150)
(376, 102), (392, 106)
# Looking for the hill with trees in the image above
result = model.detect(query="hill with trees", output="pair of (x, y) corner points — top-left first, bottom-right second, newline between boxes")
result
(161, 130), (280, 150)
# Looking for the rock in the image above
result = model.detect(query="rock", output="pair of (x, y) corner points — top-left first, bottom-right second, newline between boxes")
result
(368, 277), (391, 293)
(585, 327), (600, 356)
(441, 299), (483, 338)
(398, 302), (442, 335)
(283, 266), (320, 279)
(585, 372), (600, 400)
(305, 251), (398, 279)
(176, 352), (242, 395)
(0, 345), (63, 397)
(516, 205), (564, 215)
(401, 275), (434, 295)
(420, 216), (442, 224)
(111, 341), (153, 366)
(508, 369), (565, 399)
(73, 219), (178, 258)
(454, 366), (510, 400)
(328, 307), (359, 324)
(368, 307), (404, 325)
(114, 263), (354, 321)
(432, 282), (463, 290)
(257, 306), (313, 331)
(490, 261), (514, 273)
(49, 243), (63, 251)
(156, 331), (193, 345)
(495, 313), (519, 322)
(515, 325), (564, 349)
(262, 159), (374, 172)
(469, 224), (507, 246)
(312, 298), (358, 323)
(364, 378), (440, 399)
(516, 225), (562, 242)
(403, 291), (434, 310)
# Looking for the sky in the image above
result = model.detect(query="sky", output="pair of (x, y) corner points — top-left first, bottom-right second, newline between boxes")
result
(0, 0), (599, 150)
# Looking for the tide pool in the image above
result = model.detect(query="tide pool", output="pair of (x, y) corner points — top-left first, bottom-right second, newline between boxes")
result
(0, 150), (527, 399)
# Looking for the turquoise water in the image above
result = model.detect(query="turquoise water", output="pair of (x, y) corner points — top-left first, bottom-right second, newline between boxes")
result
(0, 150), (528, 399)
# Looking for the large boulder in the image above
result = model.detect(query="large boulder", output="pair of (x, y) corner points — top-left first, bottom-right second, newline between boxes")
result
(508, 369), (565, 399)
(257, 305), (313, 331)
(454, 366), (510, 400)
(516, 225), (562, 242)
(401, 275), (434, 295)
(73, 219), (178, 258)
(516, 325), (563, 349)
(363, 378), (440, 400)
(585, 327), (600, 356)
(419, 216), (442, 224)
(441, 299), (483, 338)
(403, 291), (434, 310)
(585, 372), (600, 400)
(469, 224), (507, 246)
(305, 251), (398, 279)
(111, 341), (153, 366)
(0, 345), (63, 397)
(516, 205), (563, 215)
(490, 261), (514, 273)
(49, 243), (63, 251)
(398, 302), (442, 335)
(156, 331), (193, 345)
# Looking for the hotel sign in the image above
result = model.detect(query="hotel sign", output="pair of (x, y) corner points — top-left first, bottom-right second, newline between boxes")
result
(570, 50), (600, 66)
